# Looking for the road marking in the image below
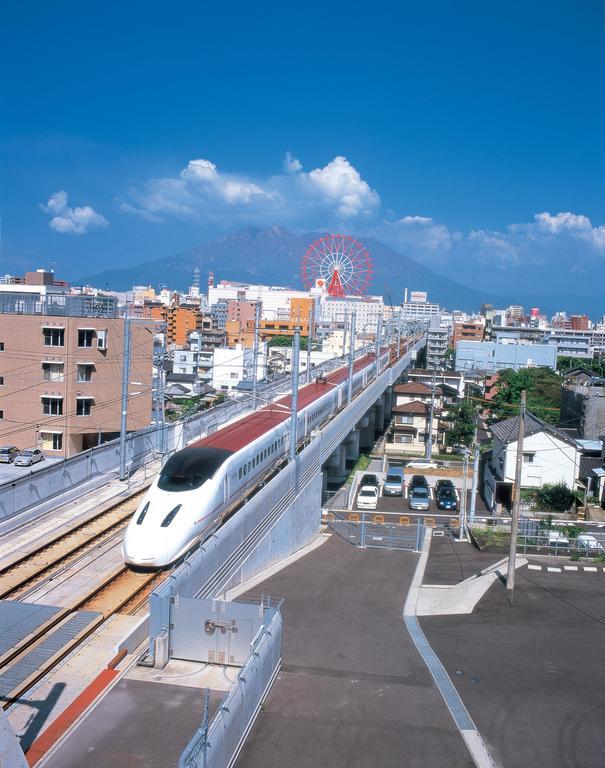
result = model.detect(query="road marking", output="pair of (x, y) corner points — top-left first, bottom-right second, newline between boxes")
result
(404, 530), (498, 768)
(583, 566), (597, 572)
(547, 567), (561, 573)
(563, 566), (578, 571)
(528, 564), (541, 571)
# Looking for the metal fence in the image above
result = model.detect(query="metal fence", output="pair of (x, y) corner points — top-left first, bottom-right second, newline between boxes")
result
(515, 532), (605, 559)
(326, 509), (424, 551)
(179, 608), (282, 768)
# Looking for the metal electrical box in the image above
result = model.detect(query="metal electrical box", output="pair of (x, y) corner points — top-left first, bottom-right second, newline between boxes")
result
(169, 597), (276, 667)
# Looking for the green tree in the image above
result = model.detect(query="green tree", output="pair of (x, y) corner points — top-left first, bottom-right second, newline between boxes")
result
(490, 367), (561, 424)
(444, 400), (476, 446)
(268, 335), (309, 350)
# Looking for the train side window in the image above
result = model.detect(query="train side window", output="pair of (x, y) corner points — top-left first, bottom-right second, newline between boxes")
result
(239, 468), (242, 479)
(247, 461), (251, 472)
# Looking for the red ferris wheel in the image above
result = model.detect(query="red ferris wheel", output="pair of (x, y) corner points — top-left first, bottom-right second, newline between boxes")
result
(301, 234), (373, 297)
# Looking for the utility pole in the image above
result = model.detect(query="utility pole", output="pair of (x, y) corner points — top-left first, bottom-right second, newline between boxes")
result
(306, 304), (313, 384)
(458, 450), (469, 540)
(251, 299), (261, 409)
(374, 316), (382, 380)
(289, 327), (300, 465)
(425, 365), (436, 460)
(347, 311), (357, 404)
(468, 412), (480, 525)
(506, 389), (526, 600)
(119, 315), (132, 481)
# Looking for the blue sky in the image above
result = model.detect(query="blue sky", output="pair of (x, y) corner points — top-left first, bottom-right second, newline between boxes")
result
(1, 0), (603, 288)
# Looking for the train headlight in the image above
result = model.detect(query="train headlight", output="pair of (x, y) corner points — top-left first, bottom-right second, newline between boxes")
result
(160, 504), (182, 528)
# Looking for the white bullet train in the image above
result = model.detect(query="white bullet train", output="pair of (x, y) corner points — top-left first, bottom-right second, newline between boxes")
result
(122, 342), (410, 568)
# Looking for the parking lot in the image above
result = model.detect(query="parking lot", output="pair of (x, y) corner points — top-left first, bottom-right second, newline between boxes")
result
(351, 469), (489, 521)
(0, 455), (61, 483)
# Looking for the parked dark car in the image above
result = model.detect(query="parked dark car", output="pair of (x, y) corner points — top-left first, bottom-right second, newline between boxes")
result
(0, 446), (19, 464)
(436, 487), (457, 511)
(408, 474), (429, 492)
(435, 479), (455, 494)
(360, 473), (379, 488)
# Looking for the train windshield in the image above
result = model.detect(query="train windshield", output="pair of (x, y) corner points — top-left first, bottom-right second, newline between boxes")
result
(157, 447), (232, 492)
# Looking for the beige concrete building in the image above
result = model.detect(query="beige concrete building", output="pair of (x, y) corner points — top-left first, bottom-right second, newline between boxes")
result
(0, 272), (154, 458)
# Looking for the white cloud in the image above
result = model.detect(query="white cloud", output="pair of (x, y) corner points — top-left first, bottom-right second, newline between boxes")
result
(304, 156), (380, 218)
(378, 215), (453, 256)
(119, 154), (379, 226)
(283, 152), (302, 173)
(41, 191), (108, 235)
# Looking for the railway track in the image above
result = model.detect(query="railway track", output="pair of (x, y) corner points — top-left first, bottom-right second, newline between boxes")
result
(0, 488), (148, 600)
(0, 484), (168, 709)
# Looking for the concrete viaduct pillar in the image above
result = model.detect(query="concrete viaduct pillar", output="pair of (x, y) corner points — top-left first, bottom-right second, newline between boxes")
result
(345, 428), (360, 463)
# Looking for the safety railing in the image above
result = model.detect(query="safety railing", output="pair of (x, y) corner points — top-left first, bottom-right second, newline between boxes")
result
(326, 508), (424, 551)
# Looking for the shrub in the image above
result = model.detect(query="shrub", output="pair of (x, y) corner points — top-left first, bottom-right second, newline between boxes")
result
(535, 482), (577, 512)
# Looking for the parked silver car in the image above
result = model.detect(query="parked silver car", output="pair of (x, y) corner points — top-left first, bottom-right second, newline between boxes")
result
(0, 446), (19, 464)
(14, 448), (45, 467)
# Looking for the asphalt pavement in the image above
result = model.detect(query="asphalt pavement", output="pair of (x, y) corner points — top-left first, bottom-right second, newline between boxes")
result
(236, 534), (473, 768)
(421, 537), (605, 768)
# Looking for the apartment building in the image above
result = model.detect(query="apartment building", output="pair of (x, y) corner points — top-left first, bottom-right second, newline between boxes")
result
(145, 302), (203, 346)
(452, 320), (485, 345)
(0, 271), (154, 458)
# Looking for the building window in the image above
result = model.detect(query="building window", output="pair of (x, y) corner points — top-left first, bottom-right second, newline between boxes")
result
(76, 398), (93, 416)
(43, 328), (64, 347)
(42, 362), (64, 382)
(42, 397), (63, 415)
(78, 329), (95, 348)
(40, 432), (62, 451)
(397, 415), (414, 425)
(523, 453), (535, 463)
(77, 364), (93, 382)
(0, 376), (3, 386)
(96, 329), (107, 350)
(0, 410), (3, 419)
(395, 434), (413, 444)
(229, 372), (238, 379)
(0, 342), (4, 351)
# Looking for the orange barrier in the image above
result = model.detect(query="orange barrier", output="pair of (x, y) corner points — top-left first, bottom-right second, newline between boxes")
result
(373, 514), (385, 524)
(399, 516), (410, 526)
(349, 512), (360, 522)
(450, 518), (459, 527)
(424, 517), (436, 528)
(324, 512), (335, 522)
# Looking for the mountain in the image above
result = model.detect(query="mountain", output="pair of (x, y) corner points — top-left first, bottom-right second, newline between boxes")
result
(79, 226), (502, 310)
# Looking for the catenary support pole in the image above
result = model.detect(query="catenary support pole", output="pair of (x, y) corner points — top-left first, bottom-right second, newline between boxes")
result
(119, 315), (132, 481)
(397, 311), (402, 357)
(374, 316), (382, 380)
(158, 336), (166, 456)
(289, 327), (300, 464)
(347, 311), (357, 404)
(506, 389), (526, 599)
(306, 304), (313, 383)
(251, 298), (261, 409)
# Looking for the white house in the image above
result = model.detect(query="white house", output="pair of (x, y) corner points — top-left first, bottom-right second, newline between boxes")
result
(212, 343), (268, 394)
(484, 412), (580, 511)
